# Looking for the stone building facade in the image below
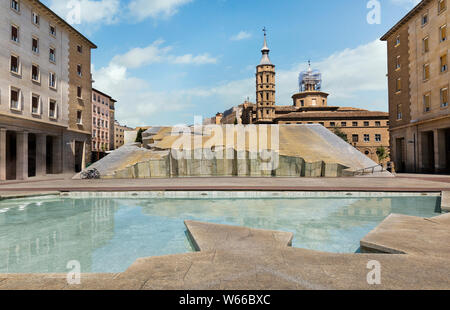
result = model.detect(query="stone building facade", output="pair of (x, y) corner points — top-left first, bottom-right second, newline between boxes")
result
(91, 88), (116, 160)
(381, 0), (450, 173)
(0, 0), (96, 180)
(113, 121), (133, 149)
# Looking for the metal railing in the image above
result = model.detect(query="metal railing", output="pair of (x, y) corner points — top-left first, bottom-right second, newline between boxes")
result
(352, 164), (384, 176)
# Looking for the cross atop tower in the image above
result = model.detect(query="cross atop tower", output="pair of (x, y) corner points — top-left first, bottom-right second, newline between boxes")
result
(263, 27), (267, 36)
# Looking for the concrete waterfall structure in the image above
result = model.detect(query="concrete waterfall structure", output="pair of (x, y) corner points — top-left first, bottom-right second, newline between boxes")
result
(76, 125), (390, 179)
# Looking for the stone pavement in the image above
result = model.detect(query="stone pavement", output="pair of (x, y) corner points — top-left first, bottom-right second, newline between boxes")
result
(1, 176), (450, 193)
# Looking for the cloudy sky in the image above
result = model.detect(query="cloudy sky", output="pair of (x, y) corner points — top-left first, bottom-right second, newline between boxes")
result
(43, 0), (421, 127)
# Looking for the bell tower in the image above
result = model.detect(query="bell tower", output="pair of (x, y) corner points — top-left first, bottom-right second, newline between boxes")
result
(256, 28), (276, 124)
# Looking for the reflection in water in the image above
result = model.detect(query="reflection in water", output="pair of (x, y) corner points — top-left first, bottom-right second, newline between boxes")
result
(0, 196), (441, 273)
(0, 199), (117, 273)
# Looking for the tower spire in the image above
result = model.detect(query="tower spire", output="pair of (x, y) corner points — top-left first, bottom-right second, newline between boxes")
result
(259, 27), (272, 65)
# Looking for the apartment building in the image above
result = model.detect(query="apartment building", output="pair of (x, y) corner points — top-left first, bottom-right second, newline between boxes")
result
(91, 88), (116, 160)
(381, 0), (450, 173)
(0, 0), (96, 180)
(114, 121), (133, 149)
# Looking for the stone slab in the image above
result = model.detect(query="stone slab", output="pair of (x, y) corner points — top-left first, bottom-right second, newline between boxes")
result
(360, 213), (450, 258)
(184, 220), (293, 253)
(442, 191), (450, 212)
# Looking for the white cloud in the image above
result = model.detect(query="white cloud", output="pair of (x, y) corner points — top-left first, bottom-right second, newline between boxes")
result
(95, 39), (388, 127)
(230, 31), (252, 41)
(111, 40), (218, 68)
(273, 40), (388, 109)
(170, 54), (218, 65)
(128, 0), (193, 21)
(48, 0), (120, 25)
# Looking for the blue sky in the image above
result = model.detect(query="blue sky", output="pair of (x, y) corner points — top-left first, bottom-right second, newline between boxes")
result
(43, 0), (421, 127)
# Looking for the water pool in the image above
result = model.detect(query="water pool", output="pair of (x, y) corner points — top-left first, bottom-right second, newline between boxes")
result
(0, 192), (441, 273)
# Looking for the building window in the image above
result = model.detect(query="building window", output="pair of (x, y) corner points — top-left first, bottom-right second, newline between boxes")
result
(423, 93), (431, 112)
(397, 104), (402, 120)
(395, 56), (401, 69)
(423, 63), (430, 80)
(32, 37), (39, 54)
(32, 12), (40, 26)
(76, 111), (83, 125)
(364, 121), (370, 127)
(77, 86), (82, 98)
(330, 122), (336, 127)
(441, 87), (448, 107)
(31, 64), (39, 82)
(49, 72), (56, 88)
(375, 121), (381, 127)
(439, 0), (447, 14)
(31, 94), (40, 115)
(423, 37), (429, 53)
(375, 134), (382, 142)
(10, 55), (19, 74)
(312, 99), (317, 106)
(352, 121), (358, 127)
(49, 100), (57, 119)
(11, 25), (19, 43)
(364, 134), (370, 142)
(49, 25), (56, 36)
(10, 87), (20, 110)
(440, 54), (448, 72)
(440, 25), (447, 42)
(396, 78), (402, 92)
(300, 100), (304, 107)
(93, 93), (96, 101)
(11, 0), (19, 12)
(49, 47), (56, 62)
(341, 122), (347, 127)
(319, 122), (324, 126)
(422, 13), (429, 26)
(77, 64), (82, 76)
(395, 35), (400, 46)
(77, 45), (83, 53)
(352, 135), (359, 143)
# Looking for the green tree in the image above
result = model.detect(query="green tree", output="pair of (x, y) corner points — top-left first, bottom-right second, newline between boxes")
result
(135, 128), (144, 144)
(376, 146), (389, 162)
(333, 128), (348, 143)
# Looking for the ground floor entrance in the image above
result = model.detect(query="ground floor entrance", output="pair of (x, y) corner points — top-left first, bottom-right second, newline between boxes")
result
(390, 117), (450, 174)
(0, 127), (63, 181)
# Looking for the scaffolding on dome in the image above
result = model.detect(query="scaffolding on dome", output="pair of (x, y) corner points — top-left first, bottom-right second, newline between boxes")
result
(299, 66), (322, 92)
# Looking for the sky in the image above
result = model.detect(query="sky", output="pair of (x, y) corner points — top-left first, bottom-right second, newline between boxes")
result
(42, 0), (422, 127)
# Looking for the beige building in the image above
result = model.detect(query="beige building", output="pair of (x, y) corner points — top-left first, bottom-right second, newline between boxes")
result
(114, 121), (133, 149)
(381, 0), (450, 173)
(235, 33), (391, 165)
(0, 0), (96, 180)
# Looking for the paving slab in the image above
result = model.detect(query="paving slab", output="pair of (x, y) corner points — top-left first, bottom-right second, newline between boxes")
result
(184, 220), (293, 253)
(360, 213), (450, 258)
(442, 191), (450, 212)
(0, 191), (60, 200)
